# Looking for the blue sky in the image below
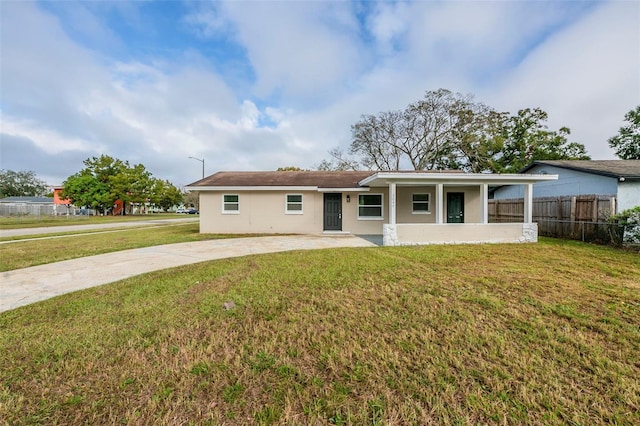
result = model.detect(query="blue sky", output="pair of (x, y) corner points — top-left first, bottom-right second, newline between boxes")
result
(1, 0), (638, 187)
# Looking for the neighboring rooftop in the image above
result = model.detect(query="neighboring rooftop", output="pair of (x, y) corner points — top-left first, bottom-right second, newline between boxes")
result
(0, 196), (53, 203)
(521, 160), (640, 179)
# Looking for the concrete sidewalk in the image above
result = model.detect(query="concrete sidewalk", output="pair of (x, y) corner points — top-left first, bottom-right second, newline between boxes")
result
(0, 235), (376, 313)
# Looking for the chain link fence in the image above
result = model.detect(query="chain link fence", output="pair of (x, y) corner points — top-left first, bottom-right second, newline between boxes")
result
(0, 204), (96, 221)
(536, 219), (627, 247)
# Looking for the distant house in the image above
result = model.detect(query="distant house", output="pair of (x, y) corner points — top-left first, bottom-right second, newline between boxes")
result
(0, 196), (54, 205)
(186, 170), (557, 246)
(0, 196), (57, 216)
(53, 187), (71, 206)
(492, 160), (640, 213)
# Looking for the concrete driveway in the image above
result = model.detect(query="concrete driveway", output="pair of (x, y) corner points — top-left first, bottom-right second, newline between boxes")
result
(0, 235), (376, 313)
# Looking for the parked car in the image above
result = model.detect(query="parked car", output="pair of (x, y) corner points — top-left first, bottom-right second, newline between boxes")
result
(175, 208), (187, 214)
(186, 208), (199, 214)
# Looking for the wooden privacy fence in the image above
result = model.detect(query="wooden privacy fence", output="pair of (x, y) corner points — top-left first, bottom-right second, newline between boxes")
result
(489, 194), (616, 223)
(489, 195), (621, 245)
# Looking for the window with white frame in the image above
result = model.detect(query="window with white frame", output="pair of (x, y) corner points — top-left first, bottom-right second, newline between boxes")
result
(412, 193), (430, 214)
(358, 193), (383, 219)
(222, 194), (239, 213)
(286, 194), (303, 214)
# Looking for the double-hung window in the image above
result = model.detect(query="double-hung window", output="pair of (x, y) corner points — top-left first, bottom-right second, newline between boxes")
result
(286, 194), (303, 214)
(358, 194), (383, 219)
(222, 194), (239, 214)
(412, 193), (430, 214)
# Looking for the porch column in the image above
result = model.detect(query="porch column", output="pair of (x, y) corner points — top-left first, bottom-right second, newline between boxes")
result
(389, 182), (397, 225)
(481, 184), (489, 224)
(524, 183), (533, 223)
(436, 183), (443, 224)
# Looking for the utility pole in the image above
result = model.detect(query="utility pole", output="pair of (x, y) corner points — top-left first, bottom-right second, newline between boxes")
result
(188, 157), (205, 179)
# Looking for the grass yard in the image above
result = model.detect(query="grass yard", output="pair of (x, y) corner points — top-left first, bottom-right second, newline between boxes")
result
(0, 213), (187, 229)
(0, 223), (253, 271)
(1, 239), (639, 425)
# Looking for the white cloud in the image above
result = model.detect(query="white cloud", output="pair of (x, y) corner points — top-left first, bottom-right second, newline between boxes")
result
(1, 0), (637, 188)
(482, 1), (640, 159)
(1, 113), (92, 154)
(197, 1), (368, 103)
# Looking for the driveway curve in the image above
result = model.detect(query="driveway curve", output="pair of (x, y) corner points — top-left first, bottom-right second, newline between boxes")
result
(0, 235), (376, 313)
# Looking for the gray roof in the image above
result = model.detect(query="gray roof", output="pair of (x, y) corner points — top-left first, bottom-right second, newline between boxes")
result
(0, 196), (54, 204)
(521, 160), (640, 179)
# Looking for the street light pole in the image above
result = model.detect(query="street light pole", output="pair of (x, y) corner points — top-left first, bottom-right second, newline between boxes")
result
(188, 157), (205, 179)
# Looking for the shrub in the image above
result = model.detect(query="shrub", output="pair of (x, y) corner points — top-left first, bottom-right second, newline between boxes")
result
(609, 206), (640, 244)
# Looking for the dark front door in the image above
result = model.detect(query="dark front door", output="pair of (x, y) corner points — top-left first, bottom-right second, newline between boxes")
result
(447, 192), (464, 223)
(324, 193), (342, 231)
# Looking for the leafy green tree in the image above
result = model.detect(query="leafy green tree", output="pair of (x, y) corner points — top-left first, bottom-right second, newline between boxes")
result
(491, 108), (590, 173)
(0, 169), (48, 198)
(447, 106), (506, 173)
(608, 105), (640, 160)
(61, 156), (127, 214)
(151, 179), (184, 211)
(110, 163), (153, 211)
(62, 155), (180, 215)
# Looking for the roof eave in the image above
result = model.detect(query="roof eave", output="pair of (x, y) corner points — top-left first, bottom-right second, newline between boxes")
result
(360, 172), (558, 186)
(185, 185), (320, 192)
(524, 161), (640, 179)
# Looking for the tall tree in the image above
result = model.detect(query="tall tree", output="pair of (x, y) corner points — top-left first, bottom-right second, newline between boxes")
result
(316, 148), (360, 171)
(350, 89), (483, 170)
(321, 89), (590, 172)
(351, 110), (404, 170)
(110, 163), (153, 210)
(447, 106), (506, 173)
(150, 179), (183, 211)
(61, 156), (127, 213)
(494, 108), (590, 173)
(0, 170), (48, 198)
(608, 105), (640, 160)
(61, 155), (180, 214)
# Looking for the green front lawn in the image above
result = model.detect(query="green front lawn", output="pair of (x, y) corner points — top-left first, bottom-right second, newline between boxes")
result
(1, 240), (638, 424)
(0, 213), (188, 229)
(0, 223), (254, 271)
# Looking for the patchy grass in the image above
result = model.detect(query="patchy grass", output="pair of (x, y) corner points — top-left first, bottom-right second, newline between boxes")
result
(0, 213), (187, 229)
(1, 240), (638, 425)
(0, 223), (254, 271)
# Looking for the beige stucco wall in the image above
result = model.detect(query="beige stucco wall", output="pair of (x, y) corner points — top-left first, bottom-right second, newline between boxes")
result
(200, 190), (320, 234)
(199, 190), (388, 235)
(395, 185), (482, 223)
(396, 186), (436, 223)
(199, 185), (489, 234)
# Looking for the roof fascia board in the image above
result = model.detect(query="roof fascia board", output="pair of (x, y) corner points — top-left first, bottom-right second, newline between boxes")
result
(528, 162), (621, 178)
(527, 161), (640, 179)
(317, 187), (369, 192)
(185, 186), (319, 192)
(360, 173), (558, 186)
